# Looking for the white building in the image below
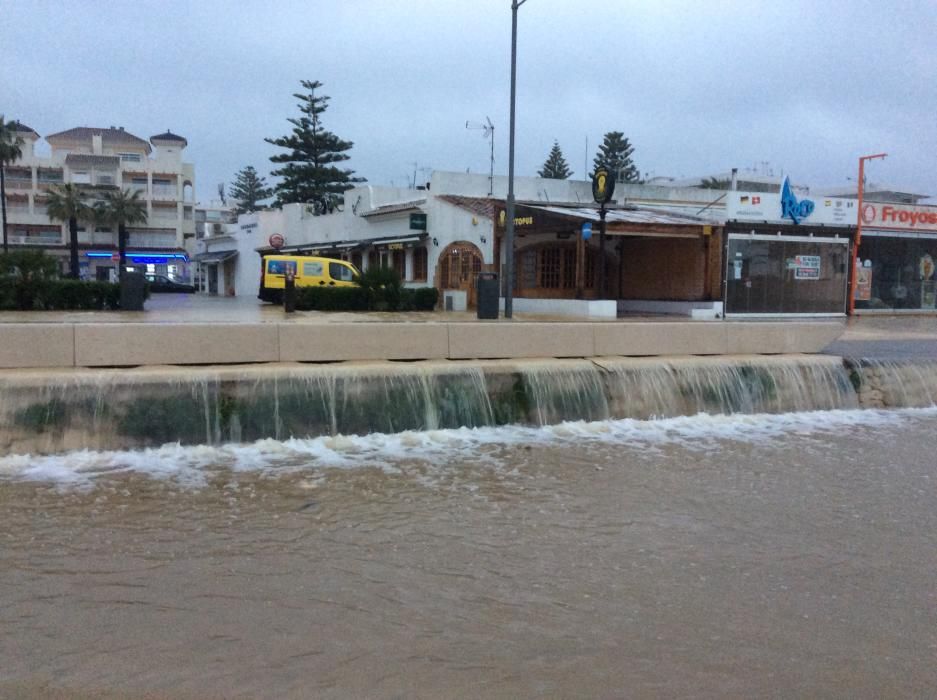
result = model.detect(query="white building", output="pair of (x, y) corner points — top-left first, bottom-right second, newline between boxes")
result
(196, 171), (724, 316)
(3, 122), (196, 280)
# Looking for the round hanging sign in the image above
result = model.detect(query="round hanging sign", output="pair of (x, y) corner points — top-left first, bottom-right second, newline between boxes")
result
(269, 233), (285, 249)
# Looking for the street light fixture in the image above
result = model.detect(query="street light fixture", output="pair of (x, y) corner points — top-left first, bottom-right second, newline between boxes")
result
(848, 152), (887, 315)
(504, 0), (527, 319)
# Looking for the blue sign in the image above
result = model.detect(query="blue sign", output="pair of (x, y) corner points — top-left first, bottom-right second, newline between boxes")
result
(780, 177), (815, 224)
(581, 222), (592, 240)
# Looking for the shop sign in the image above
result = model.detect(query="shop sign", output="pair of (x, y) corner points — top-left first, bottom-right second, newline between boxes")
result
(728, 188), (855, 226)
(780, 178), (815, 224)
(409, 213), (427, 230)
(268, 233), (285, 249)
(497, 210), (535, 227)
(581, 222), (592, 240)
(861, 203), (937, 232)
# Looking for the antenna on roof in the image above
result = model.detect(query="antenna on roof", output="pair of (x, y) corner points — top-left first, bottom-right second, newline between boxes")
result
(466, 117), (495, 196)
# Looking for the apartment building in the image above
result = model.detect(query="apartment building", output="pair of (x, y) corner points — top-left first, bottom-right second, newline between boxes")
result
(3, 122), (196, 281)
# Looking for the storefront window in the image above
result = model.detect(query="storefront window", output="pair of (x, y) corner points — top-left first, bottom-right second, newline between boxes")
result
(725, 235), (848, 315)
(855, 235), (937, 311)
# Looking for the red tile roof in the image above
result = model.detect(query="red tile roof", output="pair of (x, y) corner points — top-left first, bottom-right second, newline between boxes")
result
(437, 195), (498, 219)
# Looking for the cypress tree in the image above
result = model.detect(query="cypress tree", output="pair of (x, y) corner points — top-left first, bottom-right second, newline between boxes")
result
(266, 80), (364, 209)
(538, 140), (573, 179)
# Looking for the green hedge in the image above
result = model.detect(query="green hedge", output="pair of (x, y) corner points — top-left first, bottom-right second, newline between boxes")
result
(295, 285), (438, 312)
(0, 278), (123, 310)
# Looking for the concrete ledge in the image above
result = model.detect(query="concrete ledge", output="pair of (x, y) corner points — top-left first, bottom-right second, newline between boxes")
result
(0, 324), (75, 368)
(279, 323), (449, 362)
(727, 322), (845, 354)
(448, 323), (596, 359)
(75, 324), (279, 366)
(595, 322), (728, 356)
(499, 298), (618, 318)
(0, 320), (846, 369)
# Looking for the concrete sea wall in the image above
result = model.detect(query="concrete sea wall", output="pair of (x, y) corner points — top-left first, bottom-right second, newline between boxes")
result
(0, 354), (933, 457)
(0, 321), (843, 368)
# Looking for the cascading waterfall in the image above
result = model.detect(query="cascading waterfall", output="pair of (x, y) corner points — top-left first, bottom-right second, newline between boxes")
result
(0, 356), (933, 456)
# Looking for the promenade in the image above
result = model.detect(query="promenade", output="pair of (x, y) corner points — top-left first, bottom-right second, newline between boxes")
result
(0, 295), (851, 369)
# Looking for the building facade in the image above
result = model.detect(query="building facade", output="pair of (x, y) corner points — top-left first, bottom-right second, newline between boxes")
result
(3, 123), (196, 280)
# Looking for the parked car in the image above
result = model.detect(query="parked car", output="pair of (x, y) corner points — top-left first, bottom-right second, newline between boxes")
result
(144, 273), (196, 293)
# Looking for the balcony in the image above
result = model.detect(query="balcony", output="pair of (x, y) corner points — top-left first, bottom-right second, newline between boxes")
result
(151, 184), (178, 199)
(128, 231), (177, 248)
(4, 177), (33, 190)
(78, 231), (118, 246)
(9, 233), (62, 246)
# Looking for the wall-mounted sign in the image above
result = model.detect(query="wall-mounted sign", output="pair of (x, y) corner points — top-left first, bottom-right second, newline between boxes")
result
(269, 233), (285, 249)
(240, 222), (258, 232)
(387, 243), (405, 250)
(727, 189), (855, 227)
(497, 210), (534, 227)
(861, 203), (937, 232)
(592, 166), (616, 204)
(581, 222), (592, 240)
(409, 213), (427, 230)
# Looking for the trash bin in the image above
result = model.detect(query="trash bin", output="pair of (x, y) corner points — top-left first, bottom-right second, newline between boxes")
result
(476, 272), (499, 319)
(120, 271), (146, 311)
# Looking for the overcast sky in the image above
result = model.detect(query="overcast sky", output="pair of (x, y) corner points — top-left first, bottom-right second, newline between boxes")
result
(3, 0), (936, 203)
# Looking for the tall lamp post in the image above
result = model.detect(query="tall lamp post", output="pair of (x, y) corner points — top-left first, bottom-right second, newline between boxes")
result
(504, 0), (527, 319)
(848, 152), (887, 315)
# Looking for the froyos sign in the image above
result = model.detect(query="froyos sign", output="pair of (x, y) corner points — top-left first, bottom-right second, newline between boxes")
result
(861, 203), (937, 231)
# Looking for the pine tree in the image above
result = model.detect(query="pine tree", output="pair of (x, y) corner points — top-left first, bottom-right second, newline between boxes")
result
(229, 166), (273, 214)
(266, 80), (364, 209)
(538, 140), (573, 179)
(592, 131), (639, 183)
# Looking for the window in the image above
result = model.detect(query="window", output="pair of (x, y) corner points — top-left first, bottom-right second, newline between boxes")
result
(368, 251), (379, 270)
(413, 247), (428, 281)
(329, 262), (354, 281)
(303, 261), (323, 276)
(118, 153), (142, 163)
(267, 260), (296, 275)
(540, 247), (561, 288)
(72, 171), (90, 184)
(521, 250), (537, 288)
(392, 249), (406, 276)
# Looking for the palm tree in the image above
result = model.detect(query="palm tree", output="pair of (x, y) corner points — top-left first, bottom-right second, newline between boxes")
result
(0, 115), (26, 254)
(46, 183), (89, 278)
(95, 189), (147, 276)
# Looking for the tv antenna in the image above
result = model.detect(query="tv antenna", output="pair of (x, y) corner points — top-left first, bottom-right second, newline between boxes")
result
(466, 116), (495, 196)
(217, 182), (226, 205)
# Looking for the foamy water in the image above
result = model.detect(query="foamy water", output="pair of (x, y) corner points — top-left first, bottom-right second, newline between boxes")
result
(1, 406), (932, 488)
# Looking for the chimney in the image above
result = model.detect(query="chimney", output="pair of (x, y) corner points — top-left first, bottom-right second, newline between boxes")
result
(92, 133), (103, 155)
(730, 168), (738, 191)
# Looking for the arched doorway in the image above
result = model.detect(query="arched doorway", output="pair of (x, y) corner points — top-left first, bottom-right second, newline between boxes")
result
(436, 241), (484, 308)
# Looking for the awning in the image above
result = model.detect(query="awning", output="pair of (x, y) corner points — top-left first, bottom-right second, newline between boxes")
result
(373, 235), (426, 248)
(195, 250), (238, 263)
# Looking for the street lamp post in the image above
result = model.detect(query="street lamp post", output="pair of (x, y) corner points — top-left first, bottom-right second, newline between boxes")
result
(504, 0), (527, 319)
(848, 152), (887, 315)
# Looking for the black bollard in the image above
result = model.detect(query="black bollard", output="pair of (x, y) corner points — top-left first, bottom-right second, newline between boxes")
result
(284, 270), (296, 313)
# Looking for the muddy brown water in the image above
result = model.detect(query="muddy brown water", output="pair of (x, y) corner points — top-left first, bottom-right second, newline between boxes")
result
(2, 411), (936, 699)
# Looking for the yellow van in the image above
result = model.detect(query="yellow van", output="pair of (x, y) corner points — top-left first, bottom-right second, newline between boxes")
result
(258, 255), (360, 303)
